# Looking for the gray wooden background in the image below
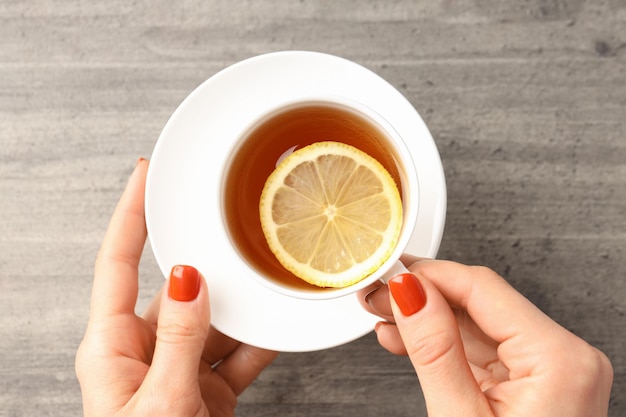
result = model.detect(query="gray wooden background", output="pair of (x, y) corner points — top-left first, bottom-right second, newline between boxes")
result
(1, 1), (624, 416)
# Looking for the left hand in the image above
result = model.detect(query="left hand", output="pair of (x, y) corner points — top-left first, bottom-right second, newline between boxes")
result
(75, 159), (278, 417)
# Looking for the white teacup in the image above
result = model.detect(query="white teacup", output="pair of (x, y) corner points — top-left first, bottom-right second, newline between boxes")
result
(221, 96), (418, 300)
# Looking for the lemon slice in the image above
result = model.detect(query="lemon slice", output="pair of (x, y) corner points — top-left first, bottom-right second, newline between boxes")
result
(259, 141), (403, 288)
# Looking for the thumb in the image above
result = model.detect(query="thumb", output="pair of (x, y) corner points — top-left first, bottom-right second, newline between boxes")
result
(388, 273), (490, 416)
(145, 265), (210, 396)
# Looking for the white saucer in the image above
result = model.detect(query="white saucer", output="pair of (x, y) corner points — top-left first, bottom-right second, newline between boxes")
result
(145, 51), (446, 352)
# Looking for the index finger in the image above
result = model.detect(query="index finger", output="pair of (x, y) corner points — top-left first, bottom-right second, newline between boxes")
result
(91, 159), (149, 318)
(214, 344), (279, 395)
(409, 259), (556, 344)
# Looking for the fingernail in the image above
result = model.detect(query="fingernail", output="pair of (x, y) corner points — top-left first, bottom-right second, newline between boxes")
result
(364, 285), (392, 317)
(388, 273), (426, 316)
(364, 286), (381, 307)
(169, 265), (201, 302)
(136, 157), (146, 166)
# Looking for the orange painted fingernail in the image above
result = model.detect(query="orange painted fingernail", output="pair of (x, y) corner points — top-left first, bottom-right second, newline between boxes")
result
(169, 265), (201, 302)
(388, 273), (426, 316)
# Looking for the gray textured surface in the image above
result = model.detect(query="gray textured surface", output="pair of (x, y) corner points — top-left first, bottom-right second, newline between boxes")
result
(1, 1), (624, 416)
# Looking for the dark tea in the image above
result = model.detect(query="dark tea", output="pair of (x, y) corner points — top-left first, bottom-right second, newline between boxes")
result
(222, 102), (404, 291)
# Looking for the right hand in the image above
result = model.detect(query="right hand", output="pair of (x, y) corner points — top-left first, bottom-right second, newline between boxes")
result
(359, 259), (613, 416)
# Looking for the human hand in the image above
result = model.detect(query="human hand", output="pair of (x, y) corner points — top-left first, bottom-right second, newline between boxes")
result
(76, 159), (278, 417)
(359, 258), (613, 416)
